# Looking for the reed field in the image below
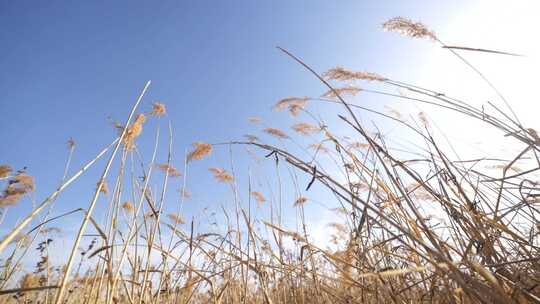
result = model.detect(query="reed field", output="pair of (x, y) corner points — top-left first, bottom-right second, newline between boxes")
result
(0, 17), (539, 303)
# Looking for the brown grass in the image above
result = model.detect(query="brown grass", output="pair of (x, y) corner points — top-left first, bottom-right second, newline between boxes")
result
(0, 17), (538, 304)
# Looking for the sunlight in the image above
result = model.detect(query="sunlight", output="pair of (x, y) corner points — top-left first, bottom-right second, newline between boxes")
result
(419, 0), (540, 130)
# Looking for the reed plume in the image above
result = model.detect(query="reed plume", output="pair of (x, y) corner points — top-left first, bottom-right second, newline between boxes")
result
(382, 16), (437, 40)
(263, 127), (289, 139)
(187, 141), (212, 161)
(150, 102), (166, 117)
(323, 66), (386, 81)
(208, 167), (234, 183)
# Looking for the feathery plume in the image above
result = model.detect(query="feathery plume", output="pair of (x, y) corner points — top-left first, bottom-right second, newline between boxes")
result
(251, 191), (266, 203)
(288, 105), (302, 116)
(19, 273), (39, 289)
(157, 163), (181, 177)
(384, 105), (403, 119)
(96, 179), (108, 195)
(293, 196), (308, 207)
(0, 165), (12, 178)
(323, 66), (386, 82)
(273, 97), (309, 111)
(291, 123), (321, 136)
(263, 127), (289, 139)
(187, 142), (212, 162)
(322, 85), (362, 98)
(122, 113), (146, 150)
(273, 97), (309, 116)
(0, 192), (23, 207)
(122, 201), (134, 213)
(209, 167), (234, 183)
(12, 174), (34, 191)
(383, 17), (436, 40)
(0, 173), (35, 207)
(150, 102), (167, 117)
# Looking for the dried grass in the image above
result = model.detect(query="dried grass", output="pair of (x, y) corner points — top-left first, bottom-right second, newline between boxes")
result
(2, 17), (538, 304)
(150, 102), (167, 117)
(383, 16), (437, 40)
(251, 191), (266, 203)
(323, 66), (386, 82)
(291, 122), (321, 136)
(208, 167), (234, 183)
(157, 163), (181, 177)
(187, 142), (212, 162)
(263, 127), (289, 139)
(0, 172), (35, 207)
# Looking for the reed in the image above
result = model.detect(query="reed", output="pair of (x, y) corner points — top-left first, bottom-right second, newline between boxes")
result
(0, 17), (538, 304)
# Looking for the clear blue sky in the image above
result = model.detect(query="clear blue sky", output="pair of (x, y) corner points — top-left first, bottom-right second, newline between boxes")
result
(0, 1), (473, 251)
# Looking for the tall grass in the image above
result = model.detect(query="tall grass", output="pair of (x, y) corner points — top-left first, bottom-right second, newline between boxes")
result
(0, 17), (539, 303)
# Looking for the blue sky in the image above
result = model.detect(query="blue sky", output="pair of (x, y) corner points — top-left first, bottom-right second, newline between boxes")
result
(6, 0), (526, 260)
(0, 0), (467, 163)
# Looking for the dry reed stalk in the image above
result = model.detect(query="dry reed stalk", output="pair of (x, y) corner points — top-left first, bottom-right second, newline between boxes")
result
(54, 81), (151, 304)
(4, 16), (540, 304)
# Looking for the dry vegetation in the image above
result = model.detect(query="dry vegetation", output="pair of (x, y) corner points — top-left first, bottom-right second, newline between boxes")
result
(0, 17), (539, 303)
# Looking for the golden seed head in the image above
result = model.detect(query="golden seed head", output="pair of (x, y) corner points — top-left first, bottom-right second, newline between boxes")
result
(293, 196), (308, 207)
(151, 102), (167, 117)
(157, 163), (181, 177)
(20, 273), (39, 289)
(209, 167), (234, 183)
(323, 66), (386, 82)
(322, 85), (362, 99)
(187, 142), (212, 162)
(263, 127), (289, 139)
(122, 201), (134, 212)
(291, 123), (321, 136)
(251, 191), (266, 203)
(122, 113), (147, 150)
(273, 97), (309, 116)
(0, 172), (35, 207)
(96, 179), (108, 195)
(382, 17), (436, 40)
(0, 165), (12, 179)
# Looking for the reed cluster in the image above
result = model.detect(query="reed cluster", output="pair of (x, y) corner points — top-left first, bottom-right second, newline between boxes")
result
(0, 17), (538, 304)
